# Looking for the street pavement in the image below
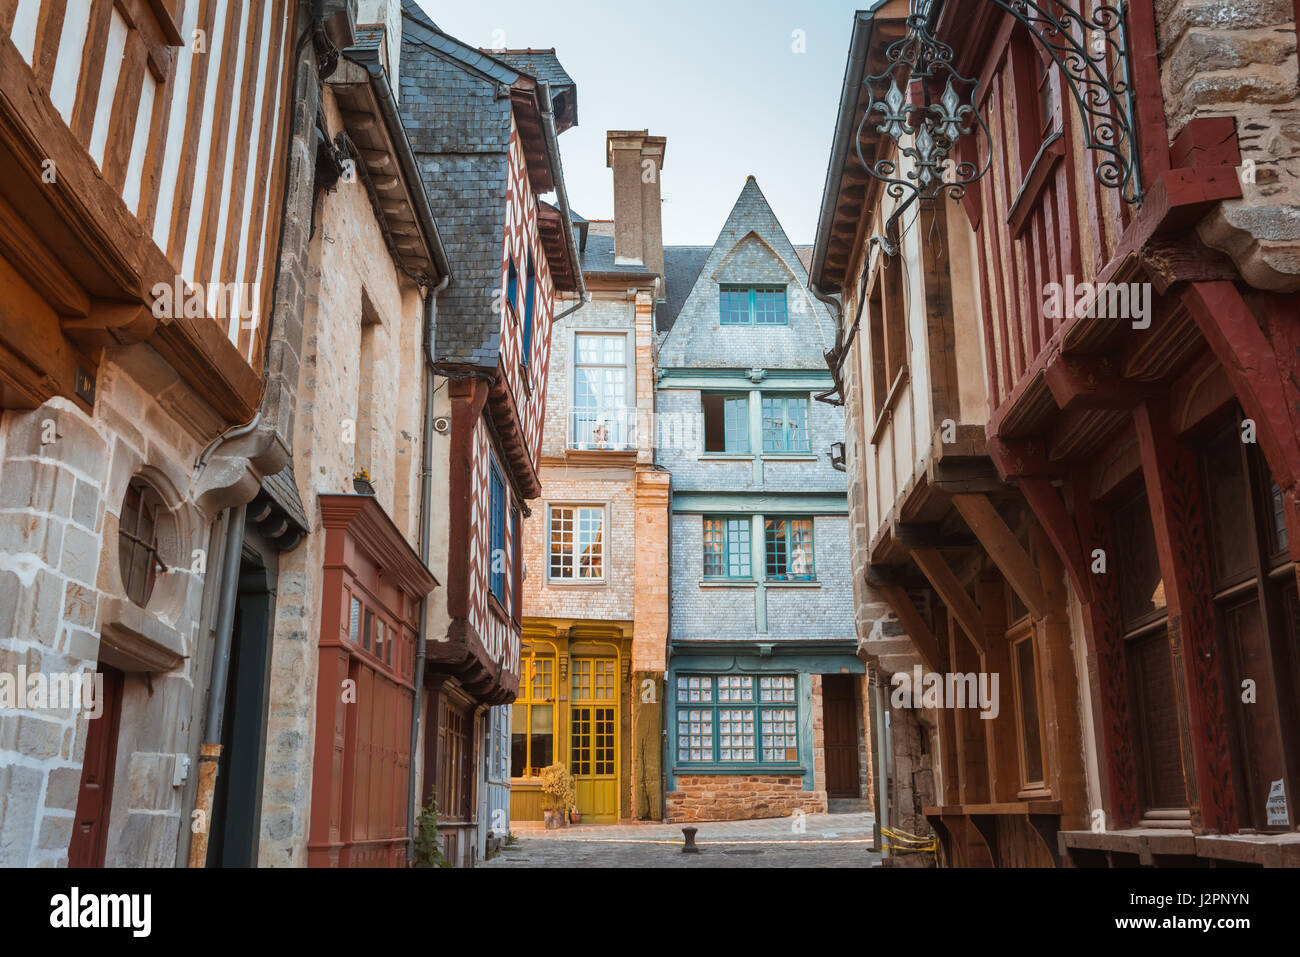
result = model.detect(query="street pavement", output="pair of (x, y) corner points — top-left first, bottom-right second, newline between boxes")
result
(481, 811), (881, 868)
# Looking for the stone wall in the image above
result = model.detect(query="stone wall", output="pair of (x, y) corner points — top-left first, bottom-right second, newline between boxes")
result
(1155, 0), (1300, 288)
(666, 774), (828, 822)
(0, 354), (215, 867)
(257, 83), (426, 866)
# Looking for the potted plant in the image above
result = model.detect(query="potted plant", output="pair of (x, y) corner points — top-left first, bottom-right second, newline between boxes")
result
(569, 807), (582, 825)
(539, 764), (575, 829)
(353, 468), (375, 495)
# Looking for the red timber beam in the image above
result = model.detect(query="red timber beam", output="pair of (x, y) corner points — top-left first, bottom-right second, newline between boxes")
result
(445, 376), (490, 621)
(1181, 281), (1300, 580)
(1132, 397), (1238, 833)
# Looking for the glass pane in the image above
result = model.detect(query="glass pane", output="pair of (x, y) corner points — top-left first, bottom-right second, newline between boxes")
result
(761, 396), (784, 452)
(578, 507), (604, 578)
(362, 609), (373, 652)
(765, 519), (787, 579)
(726, 519), (752, 578)
(787, 397), (810, 451)
(1113, 492), (1166, 628)
(789, 519), (814, 579)
(1015, 637), (1044, 784)
(703, 519), (725, 577)
(550, 507), (574, 579)
(349, 596), (361, 643)
(724, 397), (749, 452)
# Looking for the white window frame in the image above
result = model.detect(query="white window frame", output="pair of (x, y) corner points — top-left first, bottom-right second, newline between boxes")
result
(547, 503), (609, 583)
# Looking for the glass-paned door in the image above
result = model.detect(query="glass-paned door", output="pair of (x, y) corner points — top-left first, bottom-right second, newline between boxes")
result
(570, 657), (619, 822)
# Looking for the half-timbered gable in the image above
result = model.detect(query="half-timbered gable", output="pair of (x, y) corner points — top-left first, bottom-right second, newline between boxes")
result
(815, 0), (1300, 868)
(398, 0), (582, 866)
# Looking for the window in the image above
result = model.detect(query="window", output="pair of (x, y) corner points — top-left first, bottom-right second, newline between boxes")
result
(1011, 623), (1044, 788)
(761, 395), (811, 452)
(506, 258), (518, 316)
(572, 333), (630, 449)
(703, 517), (752, 579)
(702, 393), (749, 453)
(118, 478), (167, 606)
(867, 258), (907, 415)
(765, 518), (815, 581)
(511, 508), (522, 623)
(549, 505), (604, 581)
(521, 255), (536, 368)
(1196, 416), (1297, 831)
(511, 649), (556, 778)
(489, 463), (506, 603)
(719, 285), (787, 325)
(675, 674), (799, 766)
(1112, 489), (1184, 816)
(438, 698), (474, 820)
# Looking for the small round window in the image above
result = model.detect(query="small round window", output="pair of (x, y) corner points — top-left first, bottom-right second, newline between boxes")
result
(118, 478), (169, 607)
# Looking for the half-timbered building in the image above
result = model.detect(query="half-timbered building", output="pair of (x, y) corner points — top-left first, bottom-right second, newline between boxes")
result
(0, 0), (317, 867)
(814, 0), (1300, 867)
(399, 1), (584, 866)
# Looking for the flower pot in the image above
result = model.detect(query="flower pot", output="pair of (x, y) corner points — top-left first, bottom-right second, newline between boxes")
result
(543, 809), (562, 829)
(353, 477), (375, 495)
(569, 810), (582, 825)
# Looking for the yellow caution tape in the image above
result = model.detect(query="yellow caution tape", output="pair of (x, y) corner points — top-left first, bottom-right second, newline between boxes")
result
(881, 826), (938, 858)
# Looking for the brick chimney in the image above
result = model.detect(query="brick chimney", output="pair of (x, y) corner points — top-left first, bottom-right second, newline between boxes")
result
(606, 130), (666, 279)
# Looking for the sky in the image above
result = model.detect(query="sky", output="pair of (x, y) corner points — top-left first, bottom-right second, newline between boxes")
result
(414, 0), (871, 247)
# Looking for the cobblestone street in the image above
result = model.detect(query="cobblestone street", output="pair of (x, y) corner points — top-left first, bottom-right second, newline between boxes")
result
(483, 813), (880, 868)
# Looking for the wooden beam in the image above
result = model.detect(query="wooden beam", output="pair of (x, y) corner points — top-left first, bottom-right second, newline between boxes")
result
(1043, 353), (1151, 412)
(878, 585), (945, 673)
(1133, 398), (1238, 834)
(951, 493), (1048, 619)
(986, 435), (1064, 480)
(912, 548), (985, 655)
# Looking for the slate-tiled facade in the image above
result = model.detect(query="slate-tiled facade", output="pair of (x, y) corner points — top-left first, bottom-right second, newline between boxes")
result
(657, 178), (869, 821)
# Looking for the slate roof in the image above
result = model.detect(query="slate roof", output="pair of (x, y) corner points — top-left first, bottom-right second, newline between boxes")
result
(492, 49), (575, 91)
(657, 245), (711, 335)
(579, 233), (650, 277)
(399, 1), (582, 367)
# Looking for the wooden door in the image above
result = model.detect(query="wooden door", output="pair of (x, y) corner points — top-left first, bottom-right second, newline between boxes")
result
(823, 674), (860, 798)
(69, 667), (124, 867)
(570, 658), (618, 821)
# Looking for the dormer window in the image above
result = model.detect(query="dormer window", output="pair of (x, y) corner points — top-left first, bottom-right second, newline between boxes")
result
(719, 286), (787, 326)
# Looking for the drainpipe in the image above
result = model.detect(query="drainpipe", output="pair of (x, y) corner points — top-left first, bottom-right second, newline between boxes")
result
(188, 503), (247, 868)
(871, 668), (890, 863)
(408, 273), (450, 863)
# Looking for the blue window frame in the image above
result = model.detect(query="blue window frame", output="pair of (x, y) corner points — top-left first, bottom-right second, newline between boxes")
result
(703, 516), (752, 579)
(761, 395), (811, 452)
(676, 674), (798, 765)
(702, 394), (749, 453)
(765, 517), (815, 581)
(506, 258), (519, 316)
(489, 462), (506, 602)
(521, 255), (536, 368)
(718, 285), (787, 326)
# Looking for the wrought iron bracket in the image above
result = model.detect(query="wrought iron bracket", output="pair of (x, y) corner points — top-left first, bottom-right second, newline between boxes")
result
(857, 0), (1142, 252)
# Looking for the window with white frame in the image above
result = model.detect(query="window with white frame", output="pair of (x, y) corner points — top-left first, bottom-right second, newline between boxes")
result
(675, 674), (799, 766)
(572, 333), (630, 449)
(549, 505), (605, 581)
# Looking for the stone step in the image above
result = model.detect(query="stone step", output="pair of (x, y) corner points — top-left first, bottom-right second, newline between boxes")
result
(828, 798), (873, 814)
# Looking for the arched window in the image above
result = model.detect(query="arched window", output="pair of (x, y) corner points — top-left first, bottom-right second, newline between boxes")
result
(117, 477), (168, 606)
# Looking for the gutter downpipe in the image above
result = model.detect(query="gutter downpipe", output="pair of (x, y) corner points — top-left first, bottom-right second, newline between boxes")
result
(187, 3), (322, 867)
(409, 271), (451, 864)
(872, 669), (891, 863)
(188, 503), (247, 867)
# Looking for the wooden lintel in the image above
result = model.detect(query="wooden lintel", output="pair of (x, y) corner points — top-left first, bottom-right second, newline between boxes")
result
(878, 584), (944, 673)
(951, 493), (1048, 619)
(912, 548), (985, 654)
(986, 435), (1064, 480)
(1043, 353), (1150, 413)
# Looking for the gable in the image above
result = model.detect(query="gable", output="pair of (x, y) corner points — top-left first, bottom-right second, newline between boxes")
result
(658, 180), (836, 371)
(712, 232), (798, 287)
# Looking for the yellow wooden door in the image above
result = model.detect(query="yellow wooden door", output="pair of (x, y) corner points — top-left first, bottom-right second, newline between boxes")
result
(569, 658), (618, 822)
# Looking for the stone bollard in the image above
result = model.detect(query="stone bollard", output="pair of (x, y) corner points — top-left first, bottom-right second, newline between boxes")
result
(681, 826), (699, 854)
